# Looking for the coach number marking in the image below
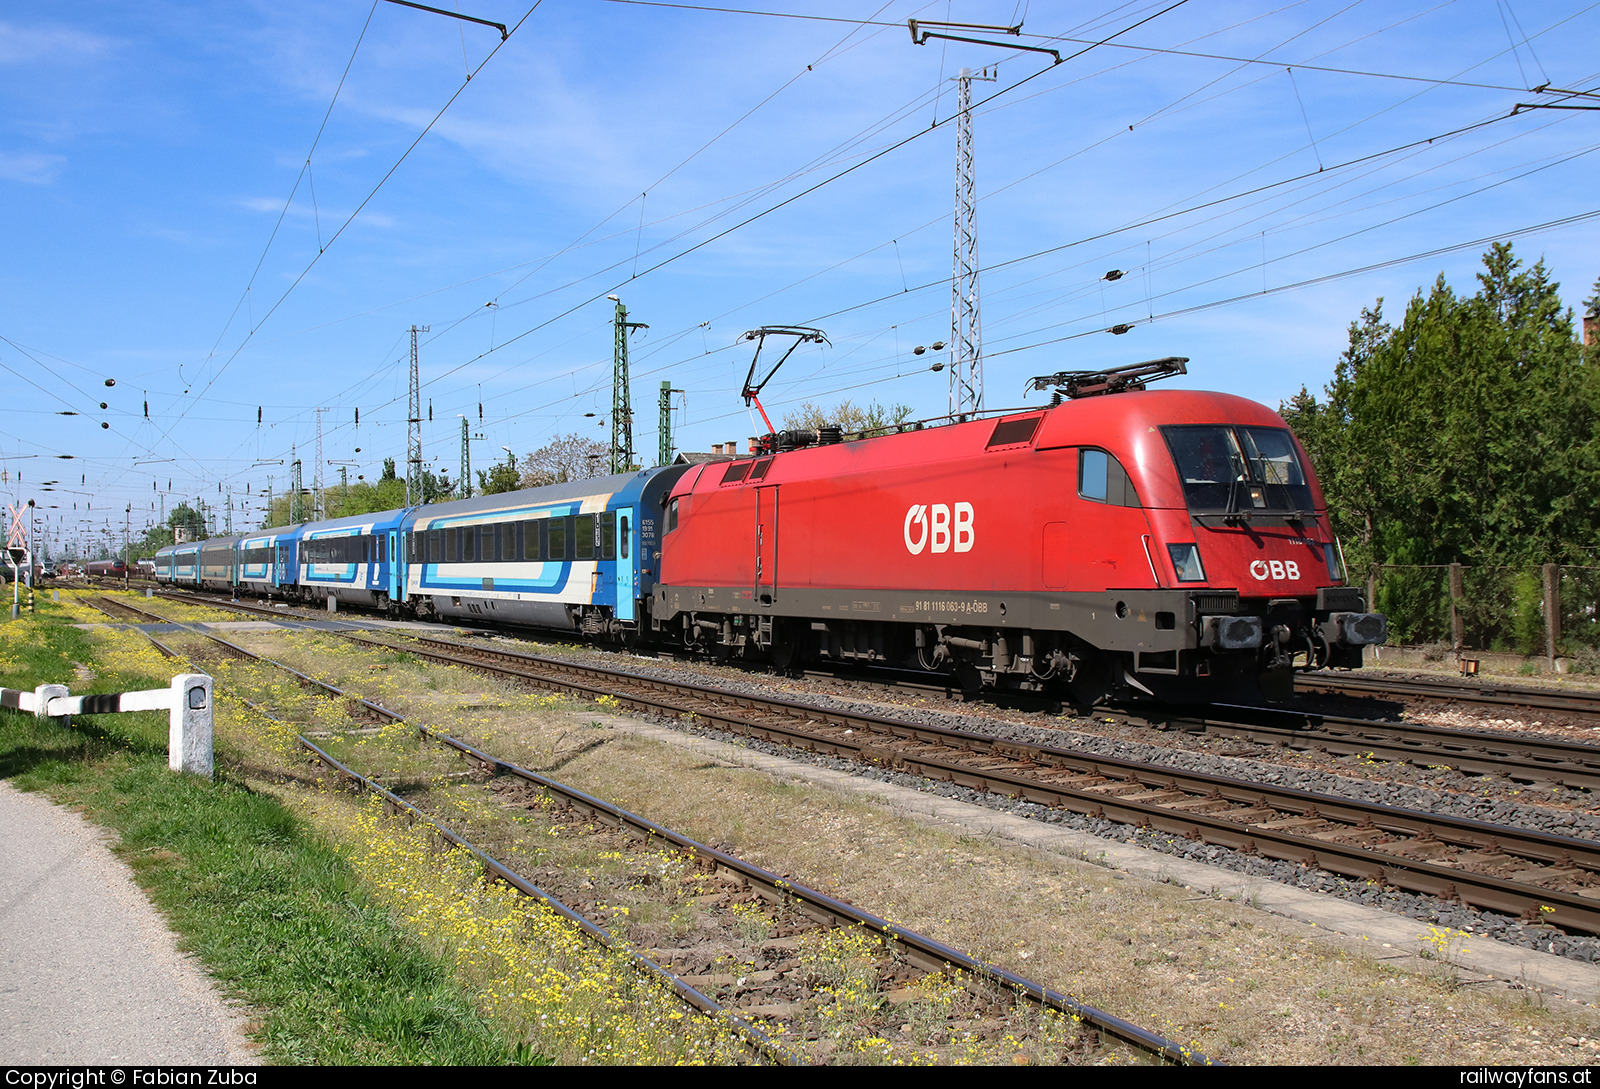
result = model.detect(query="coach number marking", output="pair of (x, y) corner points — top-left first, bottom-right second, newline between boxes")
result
(904, 503), (975, 555)
(1249, 559), (1300, 580)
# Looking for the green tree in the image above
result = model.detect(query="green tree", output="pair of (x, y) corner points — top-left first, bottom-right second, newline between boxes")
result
(477, 463), (522, 495)
(1284, 246), (1600, 646)
(1289, 245), (1596, 570)
(781, 399), (914, 434)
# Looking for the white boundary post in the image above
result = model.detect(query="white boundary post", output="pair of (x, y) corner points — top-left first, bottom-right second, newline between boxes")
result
(169, 673), (213, 778)
(4, 674), (213, 779)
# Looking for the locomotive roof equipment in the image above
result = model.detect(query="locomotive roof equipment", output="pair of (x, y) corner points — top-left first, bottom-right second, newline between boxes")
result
(1027, 357), (1189, 400)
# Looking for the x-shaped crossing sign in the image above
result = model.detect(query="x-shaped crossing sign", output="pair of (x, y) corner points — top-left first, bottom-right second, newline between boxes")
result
(5, 504), (26, 552)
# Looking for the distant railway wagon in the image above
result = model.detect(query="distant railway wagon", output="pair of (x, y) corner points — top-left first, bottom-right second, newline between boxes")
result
(84, 559), (128, 578)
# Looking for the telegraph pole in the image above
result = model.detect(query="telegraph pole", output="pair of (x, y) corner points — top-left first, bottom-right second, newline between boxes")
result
(609, 297), (647, 474)
(407, 325), (429, 506)
(950, 65), (995, 421)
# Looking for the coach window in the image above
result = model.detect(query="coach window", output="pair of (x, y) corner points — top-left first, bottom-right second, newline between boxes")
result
(620, 515), (630, 559)
(549, 519), (567, 560)
(524, 520), (542, 561)
(429, 529), (443, 563)
(601, 512), (616, 560)
(1079, 448), (1141, 508)
(576, 514), (595, 560)
(443, 528), (457, 563)
(501, 524), (514, 564)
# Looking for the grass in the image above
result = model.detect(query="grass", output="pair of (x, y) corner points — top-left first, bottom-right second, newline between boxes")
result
(0, 596), (524, 1065)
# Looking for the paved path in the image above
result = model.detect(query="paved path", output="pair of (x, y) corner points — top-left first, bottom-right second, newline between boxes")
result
(0, 782), (258, 1064)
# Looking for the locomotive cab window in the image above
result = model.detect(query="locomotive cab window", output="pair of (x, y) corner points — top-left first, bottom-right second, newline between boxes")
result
(665, 497), (680, 533)
(1162, 425), (1313, 514)
(1078, 449), (1140, 507)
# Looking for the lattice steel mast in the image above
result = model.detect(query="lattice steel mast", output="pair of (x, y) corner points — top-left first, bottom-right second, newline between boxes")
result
(406, 325), (428, 506)
(609, 296), (647, 474)
(950, 65), (995, 421)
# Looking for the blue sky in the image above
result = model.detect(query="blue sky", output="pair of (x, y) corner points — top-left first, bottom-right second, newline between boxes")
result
(3, 0), (1597, 553)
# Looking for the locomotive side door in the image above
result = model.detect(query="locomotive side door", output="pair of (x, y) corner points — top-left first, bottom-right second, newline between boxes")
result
(755, 486), (778, 606)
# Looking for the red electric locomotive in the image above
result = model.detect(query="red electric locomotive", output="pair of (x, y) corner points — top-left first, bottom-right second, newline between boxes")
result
(652, 359), (1385, 703)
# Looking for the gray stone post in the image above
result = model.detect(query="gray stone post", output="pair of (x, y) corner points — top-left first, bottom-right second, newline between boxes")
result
(169, 673), (213, 779)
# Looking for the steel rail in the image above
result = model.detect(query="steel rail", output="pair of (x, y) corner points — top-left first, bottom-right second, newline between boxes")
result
(1299, 672), (1600, 722)
(100, 592), (1207, 1065)
(341, 629), (1600, 935)
(289, 729), (796, 1066)
(1116, 703), (1600, 792)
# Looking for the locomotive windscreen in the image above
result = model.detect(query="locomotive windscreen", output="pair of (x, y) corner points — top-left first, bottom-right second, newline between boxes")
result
(1161, 425), (1313, 514)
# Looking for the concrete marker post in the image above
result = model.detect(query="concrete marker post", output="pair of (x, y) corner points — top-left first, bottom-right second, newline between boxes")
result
(169, 673), (213, 779)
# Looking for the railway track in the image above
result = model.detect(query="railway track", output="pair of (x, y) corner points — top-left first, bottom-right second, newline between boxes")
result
(296, 625), (1600, 937)
(139, 589), (1600, 790)
(109, 585), (1600, 927)
(1299, 671), (1600, 724)
(78, 592), (1205, 1065)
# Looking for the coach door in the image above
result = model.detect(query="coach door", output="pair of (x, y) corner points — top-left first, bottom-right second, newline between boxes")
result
(389, 531), (401, 601)
(614, 509), (635, 621)
(755, 486), (778, 606)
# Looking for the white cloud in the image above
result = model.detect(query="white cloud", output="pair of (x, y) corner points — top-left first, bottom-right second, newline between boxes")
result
(0, 151), (65, 184)
(0, 22), (113, 66)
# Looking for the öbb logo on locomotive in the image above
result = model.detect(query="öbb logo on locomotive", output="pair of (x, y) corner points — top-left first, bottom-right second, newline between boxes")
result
(1249, 559), (1301, 580)
(903, 502), (975, 555)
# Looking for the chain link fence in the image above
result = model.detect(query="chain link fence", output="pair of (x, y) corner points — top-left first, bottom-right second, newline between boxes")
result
(1368, 563), (1600, 668)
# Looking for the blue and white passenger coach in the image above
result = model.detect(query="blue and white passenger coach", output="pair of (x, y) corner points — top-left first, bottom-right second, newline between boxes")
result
(398, 468), (686, 634)
(296, 509), (406, 610)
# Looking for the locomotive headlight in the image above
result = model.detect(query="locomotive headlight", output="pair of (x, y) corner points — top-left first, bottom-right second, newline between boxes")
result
(1324, 542), (1345, 581)
(1167, 543), (1206, 582)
